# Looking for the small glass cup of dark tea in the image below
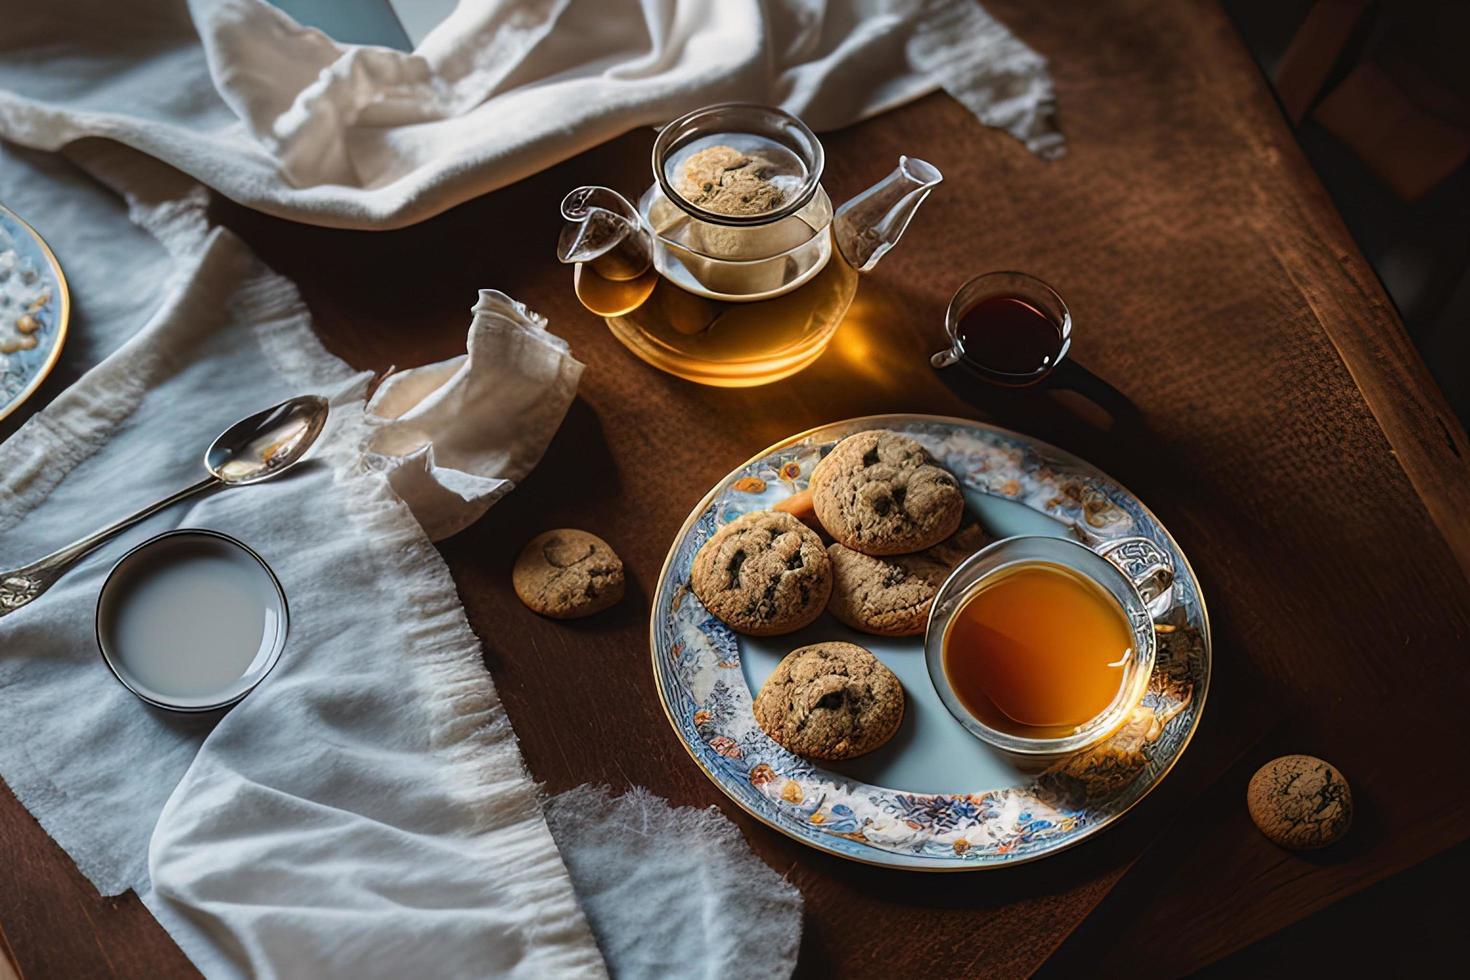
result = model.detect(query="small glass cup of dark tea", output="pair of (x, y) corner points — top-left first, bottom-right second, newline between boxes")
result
(930, 272), (1071, 386)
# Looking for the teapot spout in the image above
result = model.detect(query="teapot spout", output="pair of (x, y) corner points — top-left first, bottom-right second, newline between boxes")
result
(832, 157), (942, 273)
(556, 186), (653, 282)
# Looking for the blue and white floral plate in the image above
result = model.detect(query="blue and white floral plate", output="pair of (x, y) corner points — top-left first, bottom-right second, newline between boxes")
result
(0, 203), (69, 423)
(651, 415), (1210, 870)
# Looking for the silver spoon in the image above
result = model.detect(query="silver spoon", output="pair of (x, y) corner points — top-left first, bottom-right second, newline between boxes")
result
(0, 395), (329, 619)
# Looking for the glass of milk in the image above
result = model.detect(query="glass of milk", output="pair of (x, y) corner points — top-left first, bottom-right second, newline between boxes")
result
(96, 529), (288, 712)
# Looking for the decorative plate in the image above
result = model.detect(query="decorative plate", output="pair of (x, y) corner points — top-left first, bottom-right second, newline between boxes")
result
(0, 203), (69, 423)
(650, 415), (1210, 870)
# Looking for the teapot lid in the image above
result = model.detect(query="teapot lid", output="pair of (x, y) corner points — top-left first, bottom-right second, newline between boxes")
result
(652, 103), (825, 228)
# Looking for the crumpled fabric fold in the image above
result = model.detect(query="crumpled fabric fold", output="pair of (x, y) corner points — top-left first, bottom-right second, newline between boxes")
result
(364, 290), (584, 542)
(0, 0), (1061, 229)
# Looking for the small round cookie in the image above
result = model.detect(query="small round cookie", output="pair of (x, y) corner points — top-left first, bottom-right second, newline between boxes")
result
(1247, 755), (1353, 850)
(810, 430), (964, 556)
(753, 642), (904, 760)
(513, 529), (624, 619)
(827, 524), (988, 636)
(691, 510), (831, 636)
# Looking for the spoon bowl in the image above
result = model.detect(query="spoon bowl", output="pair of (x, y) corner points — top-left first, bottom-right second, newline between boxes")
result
(1, 394), (330, 618)
(206, 395), (329, 485)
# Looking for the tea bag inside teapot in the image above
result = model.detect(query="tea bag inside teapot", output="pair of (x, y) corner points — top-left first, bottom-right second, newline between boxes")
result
(658, 134), (815, 272)
(675, 143), (802, 217)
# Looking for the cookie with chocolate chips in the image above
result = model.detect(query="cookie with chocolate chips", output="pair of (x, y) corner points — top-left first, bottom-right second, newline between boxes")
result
(826, 524), (987, 636)
(512, 529), (624, 619)
(810, 430), (964, 556)
(753, 642), (904, 760)
(690, 510), (831, 636)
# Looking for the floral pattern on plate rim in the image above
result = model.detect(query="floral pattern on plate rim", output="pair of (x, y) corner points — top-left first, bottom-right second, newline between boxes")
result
(653, 417), (1210, 868)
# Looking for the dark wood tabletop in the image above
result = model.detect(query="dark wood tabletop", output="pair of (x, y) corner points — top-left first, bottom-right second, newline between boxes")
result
(4, 0), (1470, 976)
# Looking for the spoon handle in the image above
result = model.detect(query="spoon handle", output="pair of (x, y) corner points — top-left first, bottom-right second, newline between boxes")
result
(0, 476), (220, 619)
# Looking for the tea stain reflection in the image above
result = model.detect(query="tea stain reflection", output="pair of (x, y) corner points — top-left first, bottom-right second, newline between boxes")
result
(822, 293), (893, 386)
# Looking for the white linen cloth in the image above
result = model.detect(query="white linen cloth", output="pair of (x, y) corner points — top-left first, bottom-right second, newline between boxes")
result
(0, 142), (803, 978)
(545, 787), (803, 980)
(0, 141), (602, 977)
(0, 0), (1062, 230)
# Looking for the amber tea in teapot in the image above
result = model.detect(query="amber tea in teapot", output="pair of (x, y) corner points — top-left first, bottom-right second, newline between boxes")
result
(558, 103), (941, 387)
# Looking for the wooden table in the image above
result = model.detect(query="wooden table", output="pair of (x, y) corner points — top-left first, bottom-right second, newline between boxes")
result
(4, 0), (1469, 975)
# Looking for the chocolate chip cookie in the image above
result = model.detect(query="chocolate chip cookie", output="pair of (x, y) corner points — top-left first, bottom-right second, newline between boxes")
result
(513, 529), (624, 619)
(827, 524), (988, 636)
(1247, 755), (1353, 850)
(753, 642), (904, 760)
(690, 510), (831, 636)
(810, 430), (965, 556)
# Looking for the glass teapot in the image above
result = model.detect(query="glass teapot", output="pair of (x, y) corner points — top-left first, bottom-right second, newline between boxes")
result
(557, 103), (941, 387)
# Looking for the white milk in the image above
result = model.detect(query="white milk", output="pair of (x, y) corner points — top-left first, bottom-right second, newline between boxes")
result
(98, 533), (285, 705)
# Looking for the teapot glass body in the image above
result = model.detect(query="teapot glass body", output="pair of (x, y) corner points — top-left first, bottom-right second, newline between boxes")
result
(558, 103), (939, 387)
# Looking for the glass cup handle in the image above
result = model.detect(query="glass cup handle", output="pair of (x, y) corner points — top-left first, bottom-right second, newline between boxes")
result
(1094, 536), (1175, 619)
(931, 346), (962, 369)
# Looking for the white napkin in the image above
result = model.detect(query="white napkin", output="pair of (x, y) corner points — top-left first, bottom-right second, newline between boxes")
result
(365, 292), (584, 542)
(0, 0), (1061, 230)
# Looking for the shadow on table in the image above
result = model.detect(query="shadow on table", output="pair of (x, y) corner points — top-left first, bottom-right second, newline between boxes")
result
(925, 353), (1216, 551)
(437, 394), (650, 663)
(932, 356), (1145, 452)
(453, 395), (625, 539)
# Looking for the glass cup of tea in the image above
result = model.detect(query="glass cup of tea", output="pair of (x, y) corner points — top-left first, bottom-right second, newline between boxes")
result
(923, 535), (1173, 757)
(930, 271), (1072, 386)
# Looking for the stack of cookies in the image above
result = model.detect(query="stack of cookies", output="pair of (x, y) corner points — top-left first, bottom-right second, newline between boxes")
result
(690, 430), (984, 761)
